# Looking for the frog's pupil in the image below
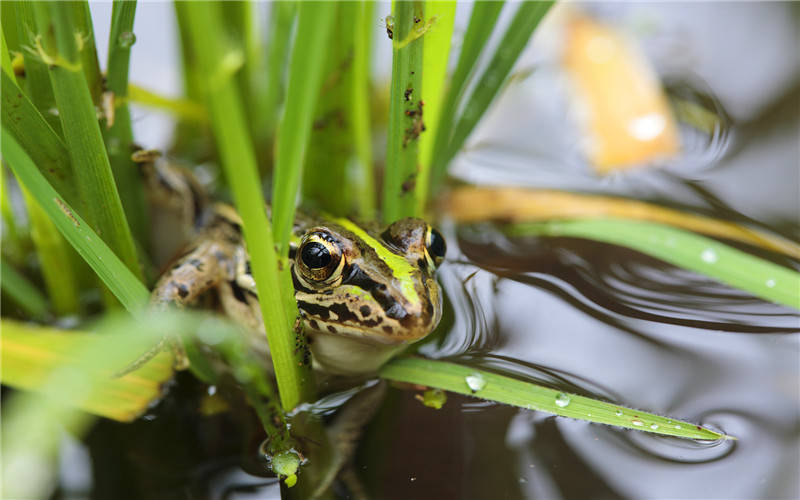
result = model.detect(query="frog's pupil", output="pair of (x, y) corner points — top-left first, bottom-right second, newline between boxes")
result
(428, 228), (446, 259)
(302, 242), (331, 269)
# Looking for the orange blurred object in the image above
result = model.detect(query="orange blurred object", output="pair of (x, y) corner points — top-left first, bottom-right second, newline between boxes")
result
(562, 12), (681, 172)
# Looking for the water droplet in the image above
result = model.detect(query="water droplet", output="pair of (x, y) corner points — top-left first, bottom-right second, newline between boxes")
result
(765, 278), (776, 288)
(675, 425), (682, 429)
(631, 419), (644, 426)
(465, 373), (486, 392)
(650, 424), (659, 430)
(554, 393), (571, 408)
(118, 31), (136, 49)
(701, 248), (718, 263)
(615, 410), (623, 417)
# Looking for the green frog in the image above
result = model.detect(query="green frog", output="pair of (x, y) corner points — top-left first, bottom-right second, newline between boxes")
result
(140, 158), (446, 375)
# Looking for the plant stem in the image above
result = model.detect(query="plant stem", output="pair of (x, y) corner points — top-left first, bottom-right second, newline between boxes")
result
(383, 1), (425, 223)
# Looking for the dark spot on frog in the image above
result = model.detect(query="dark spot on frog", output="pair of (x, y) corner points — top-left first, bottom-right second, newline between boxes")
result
(327, 325), (337, 334)
(177, 284), (189, 299)
(308, 319), (319, 330)
(360, 305), (371, 317)
(383, 326), (394, 334)
(188, 258), (204, 271)
(229, 281), (248, 303)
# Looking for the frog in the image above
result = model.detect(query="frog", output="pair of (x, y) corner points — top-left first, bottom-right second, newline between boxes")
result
(139, 157), (446, 376)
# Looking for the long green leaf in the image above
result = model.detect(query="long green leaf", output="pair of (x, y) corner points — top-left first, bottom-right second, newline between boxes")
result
(350, 0), (376, 220)
(507, 218), (800, 309)
(383, 1), (425, 223)
(105, 0), (149, 247)
(272, 2), (336, 252)
(1, 71), (77, 205)
(32, 2), (142, 282)
(416, 0), (456, 215)
(428, 1), (504, 196)
(381, 357), (729, 440)
(443, 2), (553, 167)
(182, 1), (315, 410)
(0, 258), (49, 319)
(2, 129), (149, 313)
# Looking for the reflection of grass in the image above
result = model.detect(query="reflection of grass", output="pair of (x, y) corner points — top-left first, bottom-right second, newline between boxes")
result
(7, 1), (792, 495)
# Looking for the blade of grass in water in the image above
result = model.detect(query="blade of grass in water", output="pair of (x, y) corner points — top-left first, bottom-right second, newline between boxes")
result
(415, 0), (455, 215)
(428, 1), (504, 197)
(444, 187), (800, 259)
(507, 218), (800, 309)
(182, 1), (315, 410)
(272, 2), (336, 252)
(383, 1), (426, 223)
(0, 258), (49, 319)
(31, 3), (142, 282)
(381, 357), (729, 441)
(105, 0), (149, 247)
(1, 129), (149, 313)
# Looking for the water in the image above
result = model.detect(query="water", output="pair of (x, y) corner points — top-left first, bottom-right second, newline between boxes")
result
(60, 3), (798, 499)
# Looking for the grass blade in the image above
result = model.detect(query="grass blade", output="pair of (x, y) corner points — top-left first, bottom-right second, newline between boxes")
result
(381, 357), (729, 440)
(105, 0), (149, 247)
(2, 128), (149, 313)
(507, 218), (800, 309)
(444, 187), (800, 259)
(440, 2), (554, 177)
(0, 258), (49, 319)
(383, 1), (426, 223)
(428, 1), (504, 196)
(350, 0), (377, 220)
(32, 2), (142, 282)
(272, 1), (336, 251)
(182, 1), (315, 410)
(416, 0), (456, 214)
(1, 319), (173, 422)
(1, 71), (77, 205)
(127, 83), (207, 122)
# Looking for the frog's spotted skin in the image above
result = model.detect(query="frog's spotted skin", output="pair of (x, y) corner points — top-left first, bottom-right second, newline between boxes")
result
(144, 161), (445, 375)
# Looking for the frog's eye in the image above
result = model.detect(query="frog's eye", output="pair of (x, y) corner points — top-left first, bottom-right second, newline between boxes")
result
(297, 231), (344, 284)
(425, 227), (446, 268)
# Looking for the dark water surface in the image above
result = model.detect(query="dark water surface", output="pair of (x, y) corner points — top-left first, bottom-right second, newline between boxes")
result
(56, 3), (798, 499)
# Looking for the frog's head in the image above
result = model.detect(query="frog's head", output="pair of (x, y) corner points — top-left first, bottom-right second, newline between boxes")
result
(290, 217), (446, 374)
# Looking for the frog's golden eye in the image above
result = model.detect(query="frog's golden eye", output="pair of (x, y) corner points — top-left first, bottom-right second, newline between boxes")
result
(425, 226), (446, 268)
(297, 231), (344, 284)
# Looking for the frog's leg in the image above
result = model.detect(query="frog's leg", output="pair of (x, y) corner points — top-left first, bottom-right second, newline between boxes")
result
(313, 380), (388, 498)
(116, 237), (238, 376)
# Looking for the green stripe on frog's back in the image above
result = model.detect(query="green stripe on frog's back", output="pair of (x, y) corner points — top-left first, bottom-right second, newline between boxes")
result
(331, 217), (422, 307)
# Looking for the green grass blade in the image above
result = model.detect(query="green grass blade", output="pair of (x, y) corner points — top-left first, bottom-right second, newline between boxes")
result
(9, 1), (63, 134)
(127, 83), (207, 122)
(261, 1), (296, 152)
(0, 257), (49, 319)
(1, 71), (77, 205)
(507, 218), (800, 309)
(383, 1), (426, 223)
(381, 357), (729, 440)
(272, 2), (336, 251)
(32, 3), (143, 282)
(182, 1), (315, 410)
(416, 0), (455, 214)
(20, 186), (81, 315)
(351, 0), (377, 220)
(2, 128), (149, 313)
(428, 1), (504, 196)
(70, 1), (103, 106)
(440, 2), (554, 178)
(105, 0), (149, 247)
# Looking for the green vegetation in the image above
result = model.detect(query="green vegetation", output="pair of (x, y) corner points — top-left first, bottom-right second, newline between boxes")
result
(2, 1), (795, 497)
